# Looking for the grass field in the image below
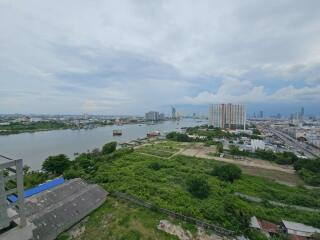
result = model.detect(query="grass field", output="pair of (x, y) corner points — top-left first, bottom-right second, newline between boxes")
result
(57, 141), (320, 239)
(91, 149), (320, 232)
(136, 141), (181, 158)
(59, 197), (181, 240)
(239, 165), (303, 185)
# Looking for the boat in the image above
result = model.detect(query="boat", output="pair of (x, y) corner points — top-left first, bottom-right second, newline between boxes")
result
(147, 131), (160, 138)
(113, 129), (122, 136)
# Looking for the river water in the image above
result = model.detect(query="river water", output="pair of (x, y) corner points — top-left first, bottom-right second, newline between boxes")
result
(0, 119), (205, 169)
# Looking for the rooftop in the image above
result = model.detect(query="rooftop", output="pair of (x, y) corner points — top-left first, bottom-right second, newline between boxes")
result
(282, 220), (320, 234)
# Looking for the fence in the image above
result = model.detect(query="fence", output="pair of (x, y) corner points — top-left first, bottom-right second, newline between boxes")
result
(112, 191), (235, 237)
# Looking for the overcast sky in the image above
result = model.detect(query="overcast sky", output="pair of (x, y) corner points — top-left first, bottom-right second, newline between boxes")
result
(1, 0), (320, 116)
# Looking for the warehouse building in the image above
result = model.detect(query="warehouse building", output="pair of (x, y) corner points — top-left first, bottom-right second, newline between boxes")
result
(0, 156), (107, 240)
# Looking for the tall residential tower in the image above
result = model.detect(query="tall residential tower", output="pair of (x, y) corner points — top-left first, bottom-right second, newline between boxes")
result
(208, 103), (246, 130)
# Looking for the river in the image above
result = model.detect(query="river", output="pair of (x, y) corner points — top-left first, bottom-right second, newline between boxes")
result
(0, 119), (205, 169)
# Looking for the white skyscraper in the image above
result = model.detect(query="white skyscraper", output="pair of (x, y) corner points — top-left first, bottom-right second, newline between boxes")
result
(208, 103), (246, 129)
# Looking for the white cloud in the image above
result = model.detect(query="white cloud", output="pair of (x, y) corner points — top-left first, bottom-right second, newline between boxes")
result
(184, 83), (320, 105)
(1, 0), (320, 114)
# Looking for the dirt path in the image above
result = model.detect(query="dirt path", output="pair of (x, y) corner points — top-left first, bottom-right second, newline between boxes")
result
(179, 146), (295, 174)
(157, 220), (227, 240)
(235, 192), (320, 213)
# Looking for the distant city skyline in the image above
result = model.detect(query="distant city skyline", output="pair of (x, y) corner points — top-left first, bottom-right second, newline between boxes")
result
(1, 1), (320, 115)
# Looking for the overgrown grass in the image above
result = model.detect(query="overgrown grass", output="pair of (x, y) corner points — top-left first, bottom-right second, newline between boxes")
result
(136, 141), (181, 158)
(91, 150), (320, 232)
(74, 197), (179, 240)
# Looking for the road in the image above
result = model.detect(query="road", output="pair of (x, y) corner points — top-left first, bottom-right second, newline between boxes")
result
(269, 127), (319, 158)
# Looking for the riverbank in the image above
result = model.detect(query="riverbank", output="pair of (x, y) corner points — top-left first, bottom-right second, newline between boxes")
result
(0, 120), (114, 136)
(0, 119), (204, 169)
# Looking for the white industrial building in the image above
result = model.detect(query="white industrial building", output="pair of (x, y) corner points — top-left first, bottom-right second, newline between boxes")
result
(251, 139), (266, 151)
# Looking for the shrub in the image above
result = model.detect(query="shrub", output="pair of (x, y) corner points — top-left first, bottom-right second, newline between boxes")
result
(186, 176), (210, 199)
(166, 132), (191, 142)
(211, 164), (242, 183)
(42, 154), (71, 175)
(148, 162), (161, 170)
(102, 141), (117, 154)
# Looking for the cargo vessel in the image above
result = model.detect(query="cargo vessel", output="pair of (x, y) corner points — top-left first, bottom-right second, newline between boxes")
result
(113, 129), (122, 136)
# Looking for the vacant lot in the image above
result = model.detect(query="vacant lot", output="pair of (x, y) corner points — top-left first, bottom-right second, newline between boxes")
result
(61, 197), (179, 240)
(136, 141), (182, 158)
(239, 165), (303, 185)
(178, 143), (303, 186)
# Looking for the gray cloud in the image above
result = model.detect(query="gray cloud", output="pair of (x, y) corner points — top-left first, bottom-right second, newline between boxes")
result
(1, 0), (320, 114)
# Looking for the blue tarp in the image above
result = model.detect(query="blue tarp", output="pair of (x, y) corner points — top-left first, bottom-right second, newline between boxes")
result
(7, 177), (65, 203)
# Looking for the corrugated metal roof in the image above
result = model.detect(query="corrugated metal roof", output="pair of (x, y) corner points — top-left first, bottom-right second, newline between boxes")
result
(26, 178), (108, 240)
(7, 177), (65, 203)
(282, 220), (320, 234)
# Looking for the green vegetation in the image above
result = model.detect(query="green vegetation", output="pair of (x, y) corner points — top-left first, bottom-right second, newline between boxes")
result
(52, 141), (319, 233)
(102, 141), (117, 154)
(216, 142), (224, 154)
(186, 176), (210, 199)
(187, 127), (233, 139)
(166, 131), (191, 142)
(148, 162), (161, 170)
(229, 145), (299, 165)
(58, 197), (178, 240)
(24, 140), (320, 238)
(136, 141), (180, 158)
(211, 164), (242, 183)
(186, 126), (262, 140)
(294, 158), (320, 186)
(42, 154), (71, 175)
(0, 121), (70, 135)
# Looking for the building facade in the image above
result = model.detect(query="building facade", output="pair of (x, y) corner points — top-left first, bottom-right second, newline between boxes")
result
(209, 103), (246, 130)
(171, 107), (176, 120)
(145, 111), (159, 121)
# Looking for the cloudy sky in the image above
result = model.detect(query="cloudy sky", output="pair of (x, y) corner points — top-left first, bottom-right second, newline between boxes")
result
(1, 0), (320, 116)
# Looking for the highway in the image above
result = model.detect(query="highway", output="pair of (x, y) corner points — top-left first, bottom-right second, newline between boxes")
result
(269, 127), (320, 158)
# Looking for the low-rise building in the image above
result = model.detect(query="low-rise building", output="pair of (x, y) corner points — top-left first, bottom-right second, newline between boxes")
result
(280, 220), (320, 240)
(250, 216), (279, 238)
(251, 139), (266, 151)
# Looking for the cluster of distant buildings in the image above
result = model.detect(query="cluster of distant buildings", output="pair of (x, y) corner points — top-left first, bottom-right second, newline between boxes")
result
(144, 106), (180, 122)
(281, 122), (320, 148)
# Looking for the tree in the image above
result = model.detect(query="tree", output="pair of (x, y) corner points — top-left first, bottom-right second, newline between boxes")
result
(186, 176), (210, 199)
(42, 154), (71, 175)
(23, 165), (30, 174)
(148, 162), (161, 170)
(102, 141), (117, 154)
(166, 132), (191, 142)
(212, 164), (242, 183)
(229, 145), (241, 155)
(216, 142), (224, 154)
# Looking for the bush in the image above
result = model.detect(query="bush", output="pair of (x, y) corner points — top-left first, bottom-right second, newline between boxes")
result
(102, 141), (117, 154)
(294, 158), (320, 186)
(63, 168), (83, 180)
(166, 132), (191, 142)
(148, 162), (161, 170)
(211, 164), (242, 183)
(216, 142), (224, 153)
(42, 154), (71, 175)
(186, 176), (210, 199)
